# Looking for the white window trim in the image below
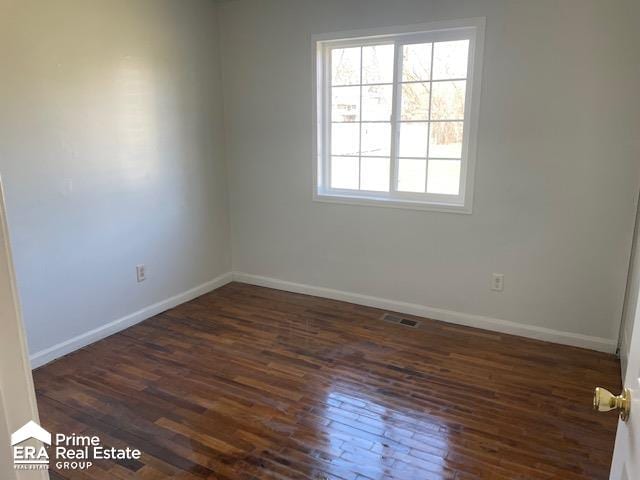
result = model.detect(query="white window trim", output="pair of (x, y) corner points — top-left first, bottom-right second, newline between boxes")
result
(312, 18), (485, 214)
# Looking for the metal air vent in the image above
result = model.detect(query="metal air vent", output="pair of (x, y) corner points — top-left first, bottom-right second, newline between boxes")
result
(381, 313), (420, 328)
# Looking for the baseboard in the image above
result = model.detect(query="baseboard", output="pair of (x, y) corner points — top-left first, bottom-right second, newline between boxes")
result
(30, 270), (617, 368)
(29, 272), (234, 369)
(233, 272), (618, 354)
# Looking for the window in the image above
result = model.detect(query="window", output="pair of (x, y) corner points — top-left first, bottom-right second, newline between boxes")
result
(314, 19), (484, 213)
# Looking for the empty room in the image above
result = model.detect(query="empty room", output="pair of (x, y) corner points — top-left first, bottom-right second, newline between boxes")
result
(1, 0), (640, 478)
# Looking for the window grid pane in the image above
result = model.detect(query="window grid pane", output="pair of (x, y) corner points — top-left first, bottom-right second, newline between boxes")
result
(330, 46), (394, 192)
(362, 45), (395, 84)
(398, 158), (427, 193)
(395, 41), (434, 193)
(325, 35), (472, 200)
(400, 83), (430, 121)
(430, 80), (466, 121)
(362, 85), (393, 121)
(361, 157), (391, 192)
(332, 47), (361, 86)
(427, 159), (461, 195)
(393, 40), (468, 194)
(402, 43), (432, 82)
(331, 156), (359, 189)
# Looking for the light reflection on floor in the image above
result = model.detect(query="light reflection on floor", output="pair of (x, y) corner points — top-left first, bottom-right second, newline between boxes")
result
(308, 389), (451, 479)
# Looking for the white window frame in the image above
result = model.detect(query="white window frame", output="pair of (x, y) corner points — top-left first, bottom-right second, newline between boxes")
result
(312, 18), (485, 214)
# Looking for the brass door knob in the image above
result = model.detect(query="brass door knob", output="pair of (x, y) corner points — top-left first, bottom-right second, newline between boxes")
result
(593, 387), (631, 421)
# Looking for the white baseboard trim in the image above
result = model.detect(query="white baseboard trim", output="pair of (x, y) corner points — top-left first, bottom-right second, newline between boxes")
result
(29, 272), (234, 369)
(233, 272), (618, 354)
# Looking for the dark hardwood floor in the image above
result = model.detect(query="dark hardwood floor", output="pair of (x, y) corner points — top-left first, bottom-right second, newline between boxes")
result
(34, 282), (621, 479)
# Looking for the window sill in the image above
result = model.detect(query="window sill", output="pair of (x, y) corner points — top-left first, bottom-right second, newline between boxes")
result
(313, 192), (472, 214)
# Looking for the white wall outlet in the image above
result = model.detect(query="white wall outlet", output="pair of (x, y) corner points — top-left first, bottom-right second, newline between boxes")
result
(136, 264), (146, 282)
(491, 273), (504, 292)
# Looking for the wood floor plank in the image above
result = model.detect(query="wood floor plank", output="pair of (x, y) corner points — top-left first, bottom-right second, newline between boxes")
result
(34, 282), (620, 479)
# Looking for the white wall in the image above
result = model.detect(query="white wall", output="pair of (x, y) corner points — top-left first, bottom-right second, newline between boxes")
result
(219, 0), (640, 348)
(2, 0), (639, 360)
(0, 0), (232, 360)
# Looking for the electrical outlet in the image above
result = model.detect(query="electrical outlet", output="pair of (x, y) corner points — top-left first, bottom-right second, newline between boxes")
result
(136, 264), (146, 283)
(491, 273), (504, 292)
